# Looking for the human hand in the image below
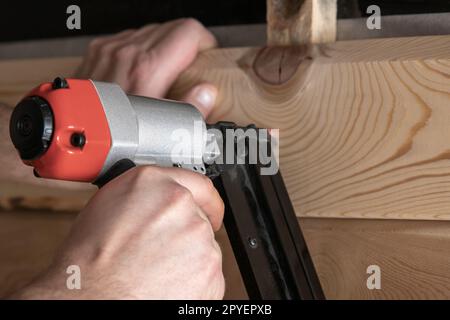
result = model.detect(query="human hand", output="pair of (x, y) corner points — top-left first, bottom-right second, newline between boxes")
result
(76, 18), (218, 118)
(14, 166), (225, 299)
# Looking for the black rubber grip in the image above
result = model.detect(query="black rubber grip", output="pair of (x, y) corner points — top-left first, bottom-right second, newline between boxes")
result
(93, 159), (136, 188)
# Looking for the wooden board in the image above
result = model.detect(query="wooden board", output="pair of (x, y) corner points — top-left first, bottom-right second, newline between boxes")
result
(302, 218), (450, 299)
(3, 36), (450, 221)
(1, 210), (449, 299)
(173, 36), (450, 221)
(0, 210), (74, 297)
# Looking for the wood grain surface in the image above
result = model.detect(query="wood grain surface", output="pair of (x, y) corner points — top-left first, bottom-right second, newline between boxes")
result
(173, 36), (450, 221)
(1, 209), (449, 299)
(2, 36), (450, 221)
(302, 218), (450, 299)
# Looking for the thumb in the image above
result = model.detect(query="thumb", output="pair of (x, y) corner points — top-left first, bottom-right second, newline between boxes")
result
(181, 83), (218, 118)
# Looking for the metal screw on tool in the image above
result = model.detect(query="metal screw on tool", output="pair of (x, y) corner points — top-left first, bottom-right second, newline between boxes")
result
(71, 133), (86, 148)
(248, 237), (258, 249)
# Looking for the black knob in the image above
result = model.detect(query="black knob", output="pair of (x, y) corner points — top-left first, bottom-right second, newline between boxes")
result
(10, 96), (54, 160)
(52, 77), (69, 90)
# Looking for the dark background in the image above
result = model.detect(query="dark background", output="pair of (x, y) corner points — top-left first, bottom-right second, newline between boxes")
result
(1, 0), (450, 42)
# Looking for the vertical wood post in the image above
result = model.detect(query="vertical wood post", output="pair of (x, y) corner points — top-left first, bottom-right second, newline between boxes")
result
(267, 0), (337, 45)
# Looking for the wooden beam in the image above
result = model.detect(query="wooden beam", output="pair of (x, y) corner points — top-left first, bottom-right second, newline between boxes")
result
(302, 217), (450, 299)
(267, 0), (337, 45)
(2, 35), (450, 221)
(172, 36), (450, 221)
(1, 209), (450, 299)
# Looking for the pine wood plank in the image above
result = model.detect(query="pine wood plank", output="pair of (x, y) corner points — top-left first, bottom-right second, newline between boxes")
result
(2, 36), (450, 221)
(302, 218), (450, 299)
(1, 210), (449, 299)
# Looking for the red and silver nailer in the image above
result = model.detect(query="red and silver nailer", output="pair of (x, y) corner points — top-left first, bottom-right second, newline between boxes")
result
(9, 77), (324, 300)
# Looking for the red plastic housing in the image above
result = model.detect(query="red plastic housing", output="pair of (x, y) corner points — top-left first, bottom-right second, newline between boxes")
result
(25, 79), (111, 182)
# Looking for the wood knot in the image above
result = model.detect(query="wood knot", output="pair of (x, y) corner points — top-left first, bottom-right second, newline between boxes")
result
(253, 45), (313, 85)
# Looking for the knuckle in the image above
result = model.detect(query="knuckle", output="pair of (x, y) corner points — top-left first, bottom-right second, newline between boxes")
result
(141, 50), (159, 69)
(114, 44), (140, 61)
(180, 18), (203, 32)
(170, 184), (195, 204)
(98, 42), (115, 56)
(203, 247), (223, 288)
(119, 28), (136, 36)
(202, 237), (220, 257)
(132, 165), (151, 178)
(139, 23), (159, 33)
(201, 174), (214, 189)
(219, 198), (225, 215)
(87, 38), (104, 51)
(210, 246), (222, 268)
(144, 48), (159, 61)
(198, 174), (217, 198)
(130, 51), (158, 80)
(201, 177), (224, 223)
(186, 221), (214, 255)
(197, 243), (216, 264)
(192, 219), (213, 238)
(129, 166), (157, 188)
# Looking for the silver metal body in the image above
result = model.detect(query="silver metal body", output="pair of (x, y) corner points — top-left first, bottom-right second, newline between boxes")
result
(92, 81), (207, 178)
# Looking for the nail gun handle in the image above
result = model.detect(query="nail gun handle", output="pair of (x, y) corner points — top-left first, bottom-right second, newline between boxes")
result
(93, 159), (136, 188)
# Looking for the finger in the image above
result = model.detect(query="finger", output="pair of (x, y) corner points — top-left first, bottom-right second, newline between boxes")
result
(159, 167), (224, 231)
(128, 19), (206, 53)
(181, 83), (218, 118)
(90, 32), (141, 81)
(77, 25), (160, 79)
(127, 23), (161, 43)
(77, 29), (136, 78)
(112, 23), (161, 53)
(137, 20), (183, 51)
(102, 23), (176, 86)
(152, 18), (217, 81)
(132, 19), (217, 97)
(90, 26), (165, 86)
(94, 25), (163, 86)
